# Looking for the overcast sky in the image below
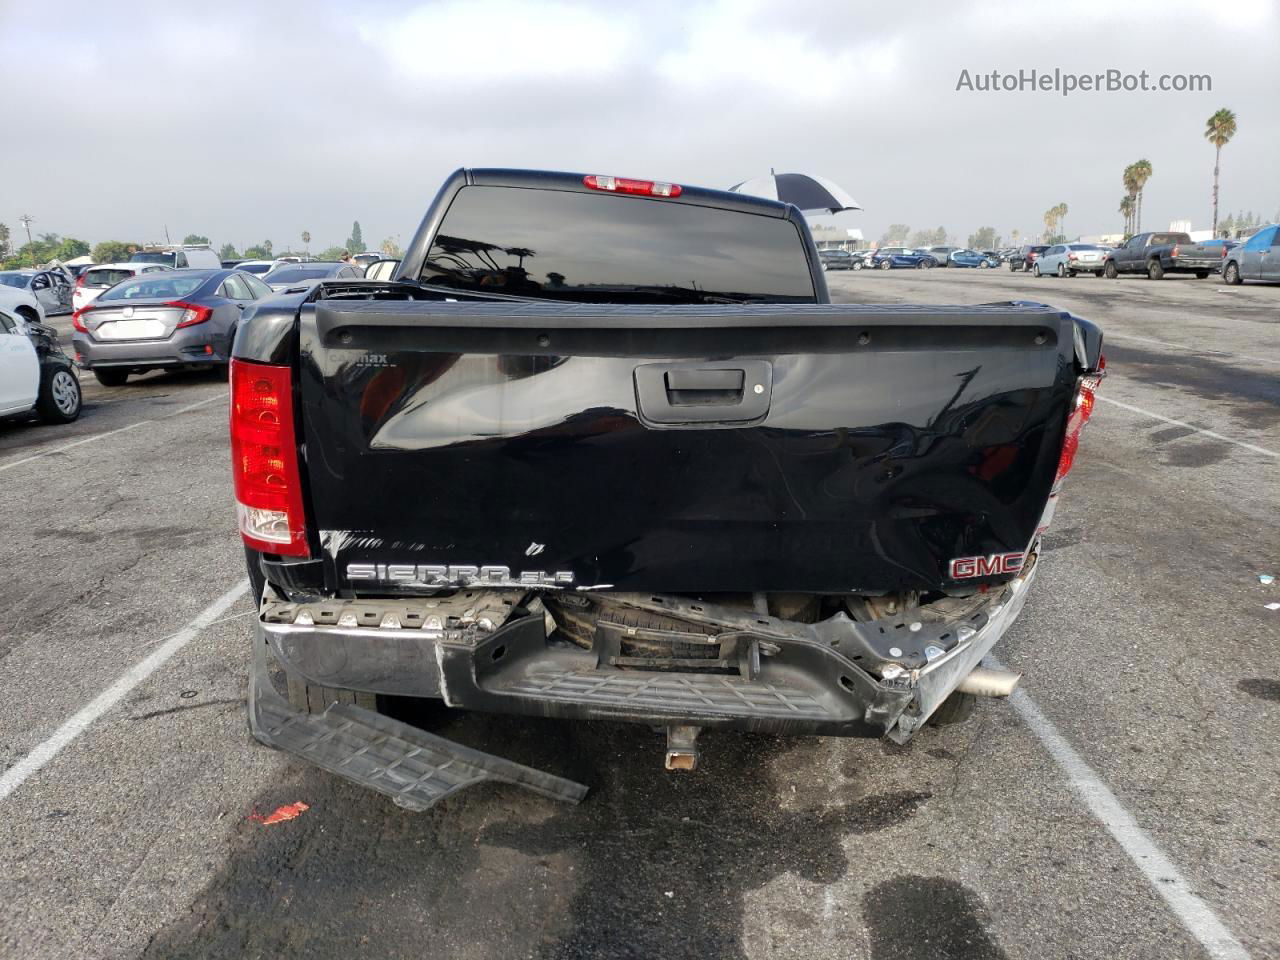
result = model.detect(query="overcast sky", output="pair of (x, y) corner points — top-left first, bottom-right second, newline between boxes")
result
(2, 0), (1276, 251)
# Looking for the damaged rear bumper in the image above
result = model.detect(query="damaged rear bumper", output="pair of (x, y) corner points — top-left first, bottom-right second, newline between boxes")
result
(257, 560), (1037, 744)
(249, 634), (589, 810)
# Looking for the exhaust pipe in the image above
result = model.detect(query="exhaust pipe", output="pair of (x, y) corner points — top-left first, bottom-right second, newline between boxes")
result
(956, 666), (1021, 698)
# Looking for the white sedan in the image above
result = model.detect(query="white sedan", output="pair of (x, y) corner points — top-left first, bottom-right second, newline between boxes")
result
(0, 304), (81, 424)
(0, 269), (73, 315)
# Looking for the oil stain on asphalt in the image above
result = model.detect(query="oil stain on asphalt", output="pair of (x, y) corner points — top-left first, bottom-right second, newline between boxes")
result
(1237, 678), (1280, 702)
(863, 876), (1007, 959)
(141, 707), (932, 960)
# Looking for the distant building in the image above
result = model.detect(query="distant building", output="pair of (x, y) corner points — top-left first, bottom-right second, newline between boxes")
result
(810, 225), (865, 251)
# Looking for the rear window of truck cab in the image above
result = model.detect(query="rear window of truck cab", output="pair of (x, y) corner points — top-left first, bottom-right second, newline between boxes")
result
(419, 185), (817, 303)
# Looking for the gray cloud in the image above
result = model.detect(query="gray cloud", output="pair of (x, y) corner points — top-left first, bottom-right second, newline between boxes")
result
(1, 0), (1275, 251)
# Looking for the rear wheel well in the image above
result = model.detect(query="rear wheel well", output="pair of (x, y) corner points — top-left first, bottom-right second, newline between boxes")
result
(15, 306), (38, 324)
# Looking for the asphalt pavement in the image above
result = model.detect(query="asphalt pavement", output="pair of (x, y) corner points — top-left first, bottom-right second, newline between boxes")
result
(1, 269), (1276, 959)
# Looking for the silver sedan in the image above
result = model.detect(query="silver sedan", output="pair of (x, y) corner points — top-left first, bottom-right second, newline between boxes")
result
(70, 268), (273, 386)
(1033, 243), (1106, 277)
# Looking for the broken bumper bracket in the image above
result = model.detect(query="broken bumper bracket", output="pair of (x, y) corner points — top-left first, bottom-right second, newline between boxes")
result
(249, 638), (588, 812)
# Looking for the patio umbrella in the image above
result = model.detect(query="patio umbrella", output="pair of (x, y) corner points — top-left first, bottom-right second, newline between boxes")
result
(728, 171), (861, 215)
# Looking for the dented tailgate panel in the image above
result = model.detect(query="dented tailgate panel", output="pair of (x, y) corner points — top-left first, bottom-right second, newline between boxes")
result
(298, 301), (1077, 596)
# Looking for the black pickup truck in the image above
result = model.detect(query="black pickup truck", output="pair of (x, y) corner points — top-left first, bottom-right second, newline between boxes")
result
(1102, 231), (1231, 279)
(233, 168), (1104, 810)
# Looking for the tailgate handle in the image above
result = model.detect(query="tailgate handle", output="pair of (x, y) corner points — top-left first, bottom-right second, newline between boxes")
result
(664, 368), (744, 403)
(635, 360), (772, 426)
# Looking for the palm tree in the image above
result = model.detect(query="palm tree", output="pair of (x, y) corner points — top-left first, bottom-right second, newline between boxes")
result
(1204, 108), (1237, 235)
(1122, 164), (1139, 234)
(1130, 159), (1152, 232)
(1055, 202), (1069, 240)
(1119, 196), (1135, 236)
(301, 230), (311, 256)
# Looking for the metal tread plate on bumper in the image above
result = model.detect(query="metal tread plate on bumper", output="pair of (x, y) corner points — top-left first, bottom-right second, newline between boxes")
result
(249, 640), (587, 811)
(501, 669), (835, 721)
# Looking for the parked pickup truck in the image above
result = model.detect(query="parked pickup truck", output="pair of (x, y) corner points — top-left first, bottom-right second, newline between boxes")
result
(1102, 231), (1231, 279)
(234, 168), (1104, 810)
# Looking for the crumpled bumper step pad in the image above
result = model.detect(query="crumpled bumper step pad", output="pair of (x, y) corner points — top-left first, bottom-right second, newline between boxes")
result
(251, 644), (587, 811)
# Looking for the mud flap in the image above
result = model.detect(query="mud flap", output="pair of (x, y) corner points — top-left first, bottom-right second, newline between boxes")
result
(249, 636), (588, 811)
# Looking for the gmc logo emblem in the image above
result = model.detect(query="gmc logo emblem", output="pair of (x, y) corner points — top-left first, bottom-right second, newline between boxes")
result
(949, 552), (1025, 579)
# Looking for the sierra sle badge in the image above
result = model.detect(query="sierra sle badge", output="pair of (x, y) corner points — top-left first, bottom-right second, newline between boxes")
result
(345, 563), (575, 588)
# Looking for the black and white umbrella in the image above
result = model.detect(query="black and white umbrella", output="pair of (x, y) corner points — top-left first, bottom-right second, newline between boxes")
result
(728, 171), (861, 215)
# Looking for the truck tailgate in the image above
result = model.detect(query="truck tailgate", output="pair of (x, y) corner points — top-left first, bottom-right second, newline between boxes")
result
(298, 301), (1080, 595)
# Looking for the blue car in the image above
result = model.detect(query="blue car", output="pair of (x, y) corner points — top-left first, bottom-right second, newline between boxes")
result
(870, 247), (938, 270)
(948, 249), (1001, 269)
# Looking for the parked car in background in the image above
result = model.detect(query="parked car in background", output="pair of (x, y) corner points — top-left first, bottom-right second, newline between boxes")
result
(71, 268), (273, 386)
(233, 259), (279, 277)
(129, 244), (222, 270)
(0, 280), (48, 327)
(1010, 245), (1050, 272)
(850, 250), (876, 270)
(870, 247), (938, 270)
(1221, 224), (1280, 284)
(72, 262), (169, 312)
(924, 245), (960, 266)
(351, 252), (384, 268)
(262, 260), (363, 291)
(1034, 243), (1106, 277)
(1102, 232), (1227, 279)
(818, 249), (857, 271)
(0, 268), (74, 315)
(0, 305), (81, 424)
(948, 249), (1000, 268)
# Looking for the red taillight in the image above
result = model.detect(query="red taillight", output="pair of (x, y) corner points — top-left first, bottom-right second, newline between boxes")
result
(1067, 253), (1077, 261)
(584, 174), (682, 198)
(1222, 245), (1229, 259)
(230, 359), (309, 557)
(1171, 244), (1180, 258)
(1029, 252), (1039, 260)
(72, 307), (91, 333)
(76, 273), (86, 288)
(1054, 364), (1105, 486)
(168, 300), (213, 327)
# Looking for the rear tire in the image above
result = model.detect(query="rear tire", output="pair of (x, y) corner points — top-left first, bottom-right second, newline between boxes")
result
(916, 260), (927, 269)
(1104, 260), (1118, 279)
(1147, 259), (1164, 280)
(1057, 263), (1066, 277)
(93, 368), (130, 387)
(1223, 261), (1242, 285)
(1032, 264), (1041, 277)
(37, 367), (81, 423)
(928, 691), (978, 726)
(880, 259), (892, 270)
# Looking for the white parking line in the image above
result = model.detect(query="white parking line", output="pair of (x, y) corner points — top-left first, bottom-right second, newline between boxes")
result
(995, 676), (1252, 959)
(0, 578), (250, 802)
(1105, 332), (1280, 367)
(1096, 396), (1278, 459)
(0, 393), (225, 475)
